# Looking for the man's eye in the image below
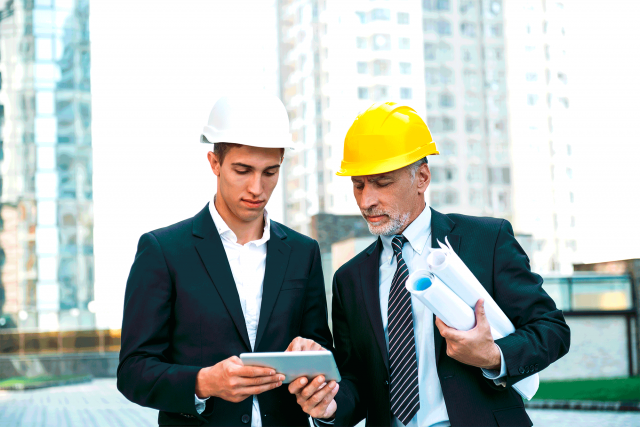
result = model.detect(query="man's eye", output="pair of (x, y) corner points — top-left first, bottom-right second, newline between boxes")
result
(236, 170), (249, 174)
(377, 182), (390, 187)
(265, 172), (275, 177)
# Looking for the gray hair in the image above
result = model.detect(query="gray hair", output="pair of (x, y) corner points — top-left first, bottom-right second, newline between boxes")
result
(408, 157), (428, 180)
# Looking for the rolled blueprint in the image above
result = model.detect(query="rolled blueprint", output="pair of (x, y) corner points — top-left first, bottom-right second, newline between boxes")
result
(410, 237), (539, 400)
(406, 270), (476, 331)
(427, 238), (513, 341)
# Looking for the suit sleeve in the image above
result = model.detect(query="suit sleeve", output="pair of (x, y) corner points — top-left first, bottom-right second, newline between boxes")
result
(492, 220), (571, 387)
(117, 232), (202, 415)
(299, 241), (334, 352)
(331, 274), (367, 427)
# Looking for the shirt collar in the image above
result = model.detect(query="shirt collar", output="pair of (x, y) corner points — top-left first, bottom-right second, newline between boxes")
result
(380, 205), (432, 264)
(209, 196), (271, 246)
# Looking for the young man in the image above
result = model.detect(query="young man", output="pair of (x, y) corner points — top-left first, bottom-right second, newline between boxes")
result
(290, 102), (570, 426)
(118, 95), (332, 426)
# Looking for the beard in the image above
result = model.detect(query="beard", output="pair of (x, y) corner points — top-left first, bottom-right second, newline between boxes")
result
(361, 206), (410, 236)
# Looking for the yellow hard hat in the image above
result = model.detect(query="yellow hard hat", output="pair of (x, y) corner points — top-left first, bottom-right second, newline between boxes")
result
(337, 102), (439, 176)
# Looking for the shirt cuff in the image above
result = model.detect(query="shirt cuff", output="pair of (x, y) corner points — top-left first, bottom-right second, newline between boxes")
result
(481, 344), (507, 386)
(195, 394), (210, 414)
(313, 417), (336, 426)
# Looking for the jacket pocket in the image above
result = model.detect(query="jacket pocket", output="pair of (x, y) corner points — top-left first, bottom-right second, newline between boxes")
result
(158, 411), (203, 426)
(493, 406), (532, 427)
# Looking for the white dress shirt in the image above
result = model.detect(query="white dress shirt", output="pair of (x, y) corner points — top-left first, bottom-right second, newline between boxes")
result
(194, 197), (270, 427)
(378, 206), (506, 427)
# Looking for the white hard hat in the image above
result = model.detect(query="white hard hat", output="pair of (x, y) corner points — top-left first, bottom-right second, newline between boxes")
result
(200, 95), (297, 150)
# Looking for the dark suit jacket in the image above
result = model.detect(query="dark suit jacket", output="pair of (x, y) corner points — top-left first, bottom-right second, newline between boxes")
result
(330, 209), (570, 427)
(117, 204), (333, 426)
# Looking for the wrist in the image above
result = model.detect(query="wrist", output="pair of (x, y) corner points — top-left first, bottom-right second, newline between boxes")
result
(485, 343), (501, 370)
(195, 367), (212, 399)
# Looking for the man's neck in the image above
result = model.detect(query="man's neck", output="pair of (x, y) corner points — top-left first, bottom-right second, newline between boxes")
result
(397, 202), (427, 235)
(214, 195), (265, 245)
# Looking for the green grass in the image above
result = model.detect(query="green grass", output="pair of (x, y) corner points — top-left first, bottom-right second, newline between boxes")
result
(0, 374), (89, 388)
(534, 377), (640, 402)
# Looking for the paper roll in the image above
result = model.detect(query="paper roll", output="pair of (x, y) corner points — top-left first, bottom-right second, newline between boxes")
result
(406, 270), (476, 331)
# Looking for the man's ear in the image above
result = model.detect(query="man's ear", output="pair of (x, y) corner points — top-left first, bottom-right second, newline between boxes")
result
(417, 163), (431, 194)
(207, 151), (221, 177)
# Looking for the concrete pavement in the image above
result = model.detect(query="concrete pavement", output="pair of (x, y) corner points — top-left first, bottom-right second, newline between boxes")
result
(0, 379), (638, 427)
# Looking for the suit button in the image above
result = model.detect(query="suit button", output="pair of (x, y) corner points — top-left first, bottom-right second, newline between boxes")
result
(384, 379), (389, 388)
(530, 365), (535, 372)
(534, 364), (539, 371)
(518, 366), (525, 374)
(242, 414), (250, 424)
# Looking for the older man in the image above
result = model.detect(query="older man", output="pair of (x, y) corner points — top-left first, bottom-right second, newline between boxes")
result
(289, 102), (570, 426)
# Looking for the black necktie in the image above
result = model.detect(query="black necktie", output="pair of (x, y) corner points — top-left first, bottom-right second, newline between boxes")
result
(388, 235), (420, 425)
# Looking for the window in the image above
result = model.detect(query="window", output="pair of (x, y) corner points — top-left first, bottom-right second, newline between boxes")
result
(398, 12), (409, 24)
(424, 43), (436, 60)
(431, 167), (444, 183)
(357, 37), (367, 49)
(425, 68), (439, 85)
(437, 20), (452, 36)
(442, 116), (455, 131)
(461, 46), (477, 62)
(490, 24), (503, 37)
(469, 189), (482, 206)
(467, 165), (482, 182)
(445, 190), (458, 205)
(527, 94), (538, 106)
(399, 38), (410, 49)
(439, 92), (454, 108)
(445, 167), (458, 181)
(400, 88), (412, 100)
(431, 190), (443, 207)
(570, 192), (574, 203)
(316, 124), (323, 140)
(525, 72), (538, 82)
(440, 67), (454, 84)
(371, 8), (391, 21)
(558, 97), (569, 108)
(490, 1), (502, 16)
(373, 86), (389, 101)
(356, 11), (366, 24)
(373, 34), (391, 50)
(465, 93), (481, 111)
(460, 0), (476, 15)
(566, 168), (572, 179)
(437, 0), (451, 11)
(465, 117), (480, 133)
(489, 167), (510, 184)
(497, 191), (509, 211)
(357, 62), (368, 74)
(463, 69), (478, 89)
(399, 62), (412, 75)
(424, 19), (437, 33)
(438, 43), (453, 61)
(427, 117), (441, 132)
(373, 60), (391, 76)
(358, 87), (369, 99)
(460, 22), (476, 37)
(558, 72), (568, 84)
(468, 140), (481, 157)
(439, 140), (456, 156)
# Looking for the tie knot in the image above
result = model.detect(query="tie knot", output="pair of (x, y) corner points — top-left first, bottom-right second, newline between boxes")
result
(391, 235), (408, 257)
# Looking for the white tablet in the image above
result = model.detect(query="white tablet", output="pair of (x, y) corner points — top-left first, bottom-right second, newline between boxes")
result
(240, 351), (341, 384)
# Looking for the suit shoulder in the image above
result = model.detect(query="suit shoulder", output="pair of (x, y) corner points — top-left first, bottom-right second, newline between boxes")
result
(271, 220), (318, 249)
(146, 216), (193, 242)
(335, 239), (378, 277)
(446, 212), (506, 232)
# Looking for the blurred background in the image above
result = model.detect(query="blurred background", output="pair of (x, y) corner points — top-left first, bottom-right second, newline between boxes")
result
(0, 0), (639, 425)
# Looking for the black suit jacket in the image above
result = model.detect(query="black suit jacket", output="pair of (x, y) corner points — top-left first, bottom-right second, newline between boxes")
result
(117, 204), (333, 426)
(330, 209), (570, 427)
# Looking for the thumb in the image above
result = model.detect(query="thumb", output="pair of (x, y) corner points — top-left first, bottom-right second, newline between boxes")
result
(475, 299), (488, 326)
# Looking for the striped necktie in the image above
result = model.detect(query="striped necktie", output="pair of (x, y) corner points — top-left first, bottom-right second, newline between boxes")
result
(388, 235), (420, 425)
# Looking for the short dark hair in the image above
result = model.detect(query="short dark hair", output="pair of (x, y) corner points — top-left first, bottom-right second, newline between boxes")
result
(213, 143), (285, 165)
(213, 143), (241, 165)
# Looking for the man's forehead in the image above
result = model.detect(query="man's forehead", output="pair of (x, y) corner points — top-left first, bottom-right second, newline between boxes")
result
(351, 172), (396, 181)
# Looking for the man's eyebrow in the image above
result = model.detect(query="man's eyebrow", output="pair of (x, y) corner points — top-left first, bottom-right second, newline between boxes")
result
(368, 175), (392, 183)
(231, 162), (281, 171)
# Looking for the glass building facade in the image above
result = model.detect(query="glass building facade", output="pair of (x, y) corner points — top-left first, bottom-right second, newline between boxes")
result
(0, 0), (93, 331)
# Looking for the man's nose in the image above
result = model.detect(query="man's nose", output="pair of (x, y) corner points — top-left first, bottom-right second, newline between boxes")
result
(247, 172), (263, 196)
(359, 181), (378, 210)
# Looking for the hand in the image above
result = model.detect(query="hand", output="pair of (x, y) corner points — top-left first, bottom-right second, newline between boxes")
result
(289, 375), (339, 420)
(435, 299), (501, 370)
(195, 356), (284, 403)
(286, 336), (325, 352)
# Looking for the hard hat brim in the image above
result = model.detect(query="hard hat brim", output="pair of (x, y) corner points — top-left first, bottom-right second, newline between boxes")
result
(336, 142), (439, 176)
(200, 129), (299, 150)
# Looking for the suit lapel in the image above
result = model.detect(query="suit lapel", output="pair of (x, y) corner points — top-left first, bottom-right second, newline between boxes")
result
(359, 238), (390, 374)
(430, 208), (461, 365)
(193, 204), (251, 350)
(254, 223), (291, 351)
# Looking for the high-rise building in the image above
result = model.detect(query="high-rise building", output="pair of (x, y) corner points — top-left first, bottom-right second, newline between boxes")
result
(0, 0), (94, 331)
(506, 0), (575, 273)
(278, 0), (510, 235)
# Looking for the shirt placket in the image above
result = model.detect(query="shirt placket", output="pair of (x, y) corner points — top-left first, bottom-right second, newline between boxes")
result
(241, 244), (258, 349)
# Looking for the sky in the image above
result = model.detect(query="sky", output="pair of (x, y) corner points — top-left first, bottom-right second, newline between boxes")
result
(90, 0), (640, 329)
